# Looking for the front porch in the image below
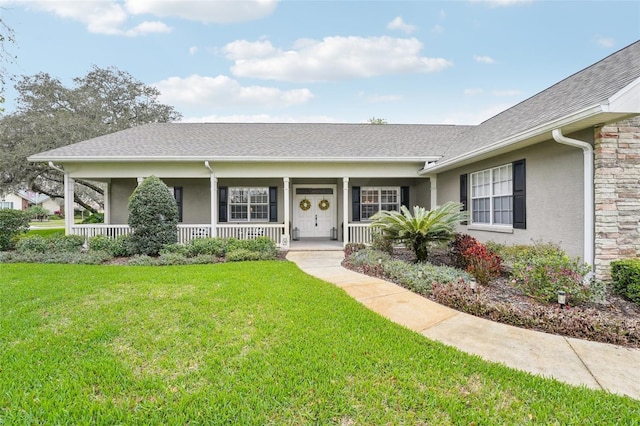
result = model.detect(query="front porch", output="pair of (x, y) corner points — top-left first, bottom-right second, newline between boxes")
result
(69, 222), (378, 247)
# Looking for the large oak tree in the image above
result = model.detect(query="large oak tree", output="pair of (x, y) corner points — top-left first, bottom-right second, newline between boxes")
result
(0, 65), (182, 212)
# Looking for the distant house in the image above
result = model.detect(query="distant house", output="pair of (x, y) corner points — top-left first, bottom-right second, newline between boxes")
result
(28, 41), (640, 281)
(0, 190), (61, 215)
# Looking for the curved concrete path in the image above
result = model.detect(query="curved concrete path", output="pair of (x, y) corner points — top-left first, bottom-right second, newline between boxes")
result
(286, 250), (640, 400)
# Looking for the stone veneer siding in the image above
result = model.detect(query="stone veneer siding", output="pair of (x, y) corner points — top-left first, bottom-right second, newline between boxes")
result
(594, 116), (640, 282)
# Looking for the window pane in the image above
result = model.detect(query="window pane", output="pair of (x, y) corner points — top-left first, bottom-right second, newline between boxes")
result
(361, 205), (379, 220)
(251, 205), (268, 220)
(229, 188), (248, 203)
(250, 188), (268, 204)
(230, 205), (248, 220)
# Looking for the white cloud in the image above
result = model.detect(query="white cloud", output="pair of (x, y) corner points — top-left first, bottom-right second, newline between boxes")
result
(595, 35), (615, 48)
(189, 46), (198, 55)
(225, 36), (453, 82)
(464, 88), (484, 96)
(474, 55), (495, 64)
(125, 0), (278, 24)
(3, 0), (276, 36)
(387, 16), (417, 34)
(153, 74), (314, 109)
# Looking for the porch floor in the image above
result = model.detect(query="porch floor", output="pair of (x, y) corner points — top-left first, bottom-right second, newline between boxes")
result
(288, 238), (343, 251)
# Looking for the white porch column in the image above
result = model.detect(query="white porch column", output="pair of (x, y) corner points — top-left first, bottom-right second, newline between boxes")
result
(211, 174), (218, 238)
(282, 177), (290, 249)
(103, 181), (111, 224)
(343, 177), (349, 247)
(64, 173), (75, 235)
(429, 174), (438, 208)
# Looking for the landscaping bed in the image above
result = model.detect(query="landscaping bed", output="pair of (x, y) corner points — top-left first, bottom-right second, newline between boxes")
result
(342, 246), (640, 349)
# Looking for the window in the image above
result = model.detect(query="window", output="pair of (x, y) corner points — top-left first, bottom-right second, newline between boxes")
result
(360, 187), (400, 220)
(471, 164), (513, 226)
(229, 187), (269, 222)
(0, 201), (13, 209)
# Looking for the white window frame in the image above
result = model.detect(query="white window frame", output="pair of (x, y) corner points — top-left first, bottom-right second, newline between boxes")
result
(0, 201), (13, 209)
(228, 187), (270, 222)
(470, 164), (513, 227)
(360, 186), (400, 221)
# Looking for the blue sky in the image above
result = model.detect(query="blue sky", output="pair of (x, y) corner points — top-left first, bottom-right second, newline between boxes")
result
(1, 0), (639, 124)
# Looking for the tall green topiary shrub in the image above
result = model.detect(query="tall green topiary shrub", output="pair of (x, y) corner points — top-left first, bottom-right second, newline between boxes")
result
(127, 176), (178, 256)
(0, 209), (31, 250)
(611, 259), (640, 305)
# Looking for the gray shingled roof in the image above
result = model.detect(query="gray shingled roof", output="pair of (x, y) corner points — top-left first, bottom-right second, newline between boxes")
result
(29, 41), (640, 164)
(29, 123), (474, 161)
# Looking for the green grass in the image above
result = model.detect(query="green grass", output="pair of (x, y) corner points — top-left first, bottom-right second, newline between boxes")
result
(28, 219), (66, 228)
(1, 262), (638, 424)
(24, 228), (65, 238)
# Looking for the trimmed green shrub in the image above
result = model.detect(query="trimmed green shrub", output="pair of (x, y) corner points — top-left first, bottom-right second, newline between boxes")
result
(111, 235), (133, 257)
(157, 252), (190, 265)
(370, 232), (393, 255)
(187, 238), (226, 257)
(509, 241), (592, 305)
(88, 235), (114, 252)
(241, 237), (277, 256)
(226, 249), (270, 262)
(50, 234), (85, 252)
(611, 259), (640, 305)
(0, 209), (31, 250)
(16, 235), (49, 253)
(128, 175), (178, 256)
(160, 242), (190, 256)
(17, 234), (84, 253)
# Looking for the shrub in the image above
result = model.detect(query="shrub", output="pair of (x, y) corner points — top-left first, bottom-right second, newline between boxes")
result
(88, 235), (114, 252)
(16, 235), (49, 253)
(462, 241), (503, 286)
(111, 235), (133, 257)
(344, 243), (366, 258)
(49, 234), (85, 252)
(0, 209), (31, 250)
(226, 249), (269, 262)
(81, 212), (104, 224)
(242, 237), (277, 257)
(187, 238), (227, 257)
(49, 214), (62, 220)
(157, 252), (191, 265)
(370, 232), (393, 255)
(27, 205), (49, 221)
(509, 241), (592, 305)
(128, 175), (178, 256)
(611, 259), (640, 305)
(127, 255), (158, 266)
(160, 242), (190, 256)
(450, 233), (480, 269)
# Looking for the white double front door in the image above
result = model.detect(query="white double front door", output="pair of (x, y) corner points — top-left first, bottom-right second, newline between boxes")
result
(293, 186), (336, 238)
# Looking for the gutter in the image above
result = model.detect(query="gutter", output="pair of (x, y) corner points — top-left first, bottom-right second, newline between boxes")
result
(30, 156), (440, 164)
(551, 129), (595, 278)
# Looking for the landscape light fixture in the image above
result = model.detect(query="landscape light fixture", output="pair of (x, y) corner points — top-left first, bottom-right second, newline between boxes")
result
(470, 279), (477, 292)
(558, 290), (567, 308)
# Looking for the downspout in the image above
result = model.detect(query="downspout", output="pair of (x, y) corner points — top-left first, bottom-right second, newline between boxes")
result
(551, 129), (594, 278)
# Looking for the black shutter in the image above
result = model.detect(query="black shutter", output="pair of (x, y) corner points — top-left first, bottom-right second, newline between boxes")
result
(218, 186), (228, 223)
(460, 174), (468, 225)
(269, 186), (277, 222)
(352, 186), (361, 222)
(174, 187), (183, 223)
(512, 160), (526, 229)
(400, 186), (410, 210)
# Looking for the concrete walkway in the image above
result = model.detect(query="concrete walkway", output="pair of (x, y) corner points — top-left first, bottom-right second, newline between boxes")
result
(286, 250), (640, 400)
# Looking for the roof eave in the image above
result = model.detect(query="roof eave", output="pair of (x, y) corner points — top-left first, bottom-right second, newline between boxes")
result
(419, 104), (620, 175)
(29, 155), (441, 164)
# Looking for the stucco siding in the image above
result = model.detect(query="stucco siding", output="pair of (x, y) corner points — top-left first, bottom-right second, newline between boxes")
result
(110, 179), (137, 224)
(437, 139), (585, 258)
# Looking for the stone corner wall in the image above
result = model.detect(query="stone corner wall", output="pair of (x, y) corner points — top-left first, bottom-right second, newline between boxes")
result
(594, 116), (640, 282)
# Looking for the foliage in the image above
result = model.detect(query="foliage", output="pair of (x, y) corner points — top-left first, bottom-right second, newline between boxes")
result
(0, 208), (30, 250)
(611, 259), (640, 305)
(344, 242), (366, 258)
(4, 263), (637, 424)
(344, 248), (470, 294)
(508, 241), (592, 305)
(462, 241), (503, 286)
(0, 66), (181, 209)
(369, 202), (467, 262)
(88, 235), (113, 252)
(27, 205), (49, 221)
(81, 212), (104, 224)
(159, 237), (277, 261)
(0, 16), (16, 112)
(368, 117), (388, 124)
(127, 176), (178, 256)
(0, 250), (111, 265)
(451, 233), (480, 269)
(226, 248), (273, 262)
(429, 279), (640, 348)
(370, 231), (393, 255)
(16, 234), (84, 253)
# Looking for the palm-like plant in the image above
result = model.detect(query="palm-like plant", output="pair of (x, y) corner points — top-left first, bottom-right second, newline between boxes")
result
(369, 202), (467, 262)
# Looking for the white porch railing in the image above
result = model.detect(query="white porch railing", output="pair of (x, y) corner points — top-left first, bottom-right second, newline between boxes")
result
(216, 224), (285, 245)
(347, 223), (380, 244)
(71, 223), (286, 246)
(71, 224), (132, 240)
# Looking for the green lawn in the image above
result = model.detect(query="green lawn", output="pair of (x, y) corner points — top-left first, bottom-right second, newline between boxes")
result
(1, 262), (638, 424)
(29, 219), (66, 228)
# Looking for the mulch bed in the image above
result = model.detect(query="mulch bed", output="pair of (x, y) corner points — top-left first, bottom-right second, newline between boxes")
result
(342, 248), (640, 349)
